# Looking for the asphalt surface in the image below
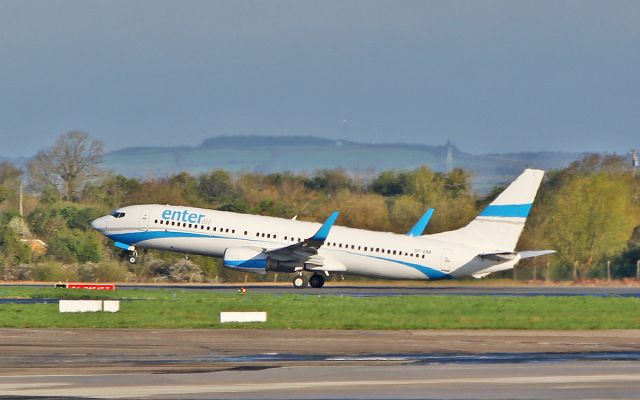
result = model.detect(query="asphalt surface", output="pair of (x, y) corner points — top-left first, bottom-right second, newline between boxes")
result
(3, 362), (640, 399)
(2, 329), (640, 399)
(5, 283), (640, 297)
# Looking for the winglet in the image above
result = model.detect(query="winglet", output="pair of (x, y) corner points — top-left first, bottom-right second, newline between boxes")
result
(406, 208), (434, 237)
(309, 211), (339, 241)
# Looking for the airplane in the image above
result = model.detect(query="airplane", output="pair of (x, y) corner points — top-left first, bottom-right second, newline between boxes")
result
(91, 169), (554, 288)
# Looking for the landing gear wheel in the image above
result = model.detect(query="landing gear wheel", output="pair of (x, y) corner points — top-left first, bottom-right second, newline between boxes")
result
(128, 249), (138, 264)
(292, 275), (308, 289)
(309, 274), (325, 288)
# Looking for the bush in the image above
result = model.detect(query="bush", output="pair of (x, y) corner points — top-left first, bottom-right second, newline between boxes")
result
(77, 262), (98, 282)
(95, 261), (128, 282)
(167, 259), (204, 282)
(0, 225), (31, 265)
(1, 264), (33, 281)
(32, 262), (76, 282)
(47, 230), (102, 263)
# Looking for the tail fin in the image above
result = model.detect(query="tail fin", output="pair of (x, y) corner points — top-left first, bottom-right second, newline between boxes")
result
(431, 169), (544, 251)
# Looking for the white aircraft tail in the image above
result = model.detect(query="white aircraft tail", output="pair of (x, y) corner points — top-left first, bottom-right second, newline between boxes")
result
(430, 169), (544, 252)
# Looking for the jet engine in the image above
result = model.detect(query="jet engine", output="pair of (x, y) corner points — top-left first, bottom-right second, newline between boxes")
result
(223, 247), (268, 273)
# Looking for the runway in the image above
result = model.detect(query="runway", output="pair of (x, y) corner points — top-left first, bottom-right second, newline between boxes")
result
(5, 283), (640, 297)
(2, 329), (640, 399)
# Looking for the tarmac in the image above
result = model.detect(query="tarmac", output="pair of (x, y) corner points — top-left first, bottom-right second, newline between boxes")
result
(6, 282), (640, 298)
(2, 329), (640, 399)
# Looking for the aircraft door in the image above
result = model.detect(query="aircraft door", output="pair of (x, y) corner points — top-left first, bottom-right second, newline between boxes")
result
(138, 209), (151, 231)
(441, 249), (453, 272)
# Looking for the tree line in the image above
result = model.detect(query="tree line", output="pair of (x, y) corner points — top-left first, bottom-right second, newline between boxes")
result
(0, 131), (638, 283)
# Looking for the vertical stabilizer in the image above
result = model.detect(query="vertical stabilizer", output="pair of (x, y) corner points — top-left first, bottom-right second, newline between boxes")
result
(431, 169), (544, 251)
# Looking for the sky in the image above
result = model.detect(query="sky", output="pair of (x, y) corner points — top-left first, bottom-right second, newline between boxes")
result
(0, 0), (639, 157)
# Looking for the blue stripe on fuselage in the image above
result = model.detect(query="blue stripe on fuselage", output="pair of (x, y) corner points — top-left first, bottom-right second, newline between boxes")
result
(106, 230), (214, 245)
(365, 254), (452, 280)
(106, 230), (451, 280)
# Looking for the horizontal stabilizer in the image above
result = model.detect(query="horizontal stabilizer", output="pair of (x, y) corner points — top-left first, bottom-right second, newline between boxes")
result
(479, 249), (555, 262)
(478, 252), (518, 262)
(519, 250), (556, 259)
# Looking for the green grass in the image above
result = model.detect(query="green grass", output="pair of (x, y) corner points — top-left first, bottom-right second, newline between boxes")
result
(1, 286), (639, 329)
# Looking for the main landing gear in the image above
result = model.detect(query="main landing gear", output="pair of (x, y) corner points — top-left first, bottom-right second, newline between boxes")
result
(128, 249), (138, 264)
(292, 274), (307, 289)
(309, 273), (325, 288)
(292, 273), (325, 289)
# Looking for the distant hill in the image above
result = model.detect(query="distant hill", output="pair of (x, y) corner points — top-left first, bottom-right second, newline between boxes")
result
(102, 135), (587, 192)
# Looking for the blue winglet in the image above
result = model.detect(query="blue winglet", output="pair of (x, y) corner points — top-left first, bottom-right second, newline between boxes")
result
(309, 211), (340, 241)
(406, 208), (434, 237)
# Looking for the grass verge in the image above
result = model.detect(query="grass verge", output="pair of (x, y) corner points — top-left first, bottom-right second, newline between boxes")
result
(1, 287), (639, 329)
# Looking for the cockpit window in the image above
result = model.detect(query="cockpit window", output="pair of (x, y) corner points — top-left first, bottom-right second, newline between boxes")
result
(111, 211), (126, 218)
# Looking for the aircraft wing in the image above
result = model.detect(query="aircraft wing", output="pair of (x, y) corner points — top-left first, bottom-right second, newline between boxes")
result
(265, 211), (346, 271)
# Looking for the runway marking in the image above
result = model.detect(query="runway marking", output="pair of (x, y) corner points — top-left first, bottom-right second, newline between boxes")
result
(0, 382), (69, 389)
(2, 374), (640, 398)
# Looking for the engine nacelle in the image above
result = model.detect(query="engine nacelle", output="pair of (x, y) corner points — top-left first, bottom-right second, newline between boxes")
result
(265, 258), (301, 273)
(223, 247), (268, 274)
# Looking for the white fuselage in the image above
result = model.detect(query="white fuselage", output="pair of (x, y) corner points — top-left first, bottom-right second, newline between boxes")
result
(92, 204), (518, 281)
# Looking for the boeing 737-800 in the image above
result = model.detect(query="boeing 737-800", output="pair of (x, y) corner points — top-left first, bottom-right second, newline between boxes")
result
(91, 169), (553, 288)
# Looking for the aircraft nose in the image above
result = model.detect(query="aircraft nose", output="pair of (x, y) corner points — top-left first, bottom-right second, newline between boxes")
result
(91, 216), (108, 232)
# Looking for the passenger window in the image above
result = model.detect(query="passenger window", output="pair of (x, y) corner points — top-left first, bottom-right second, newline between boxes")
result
(393, 250), (397, 255)
(244, 231), (247, 235)
(207, 226), (211, 231)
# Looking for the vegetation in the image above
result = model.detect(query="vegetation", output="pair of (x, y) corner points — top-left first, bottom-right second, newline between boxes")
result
(1, 132), (639, 283)
(1, 287), (639, 329)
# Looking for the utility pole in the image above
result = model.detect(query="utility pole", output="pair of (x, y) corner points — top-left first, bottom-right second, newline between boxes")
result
(606, 260), (611, 282)
(532, 261), (537, 281)
(632, 150), (638, 177)
(446, 144), (454, 173)
(18, 176), (24, 217)
(545, 261), (551, 282)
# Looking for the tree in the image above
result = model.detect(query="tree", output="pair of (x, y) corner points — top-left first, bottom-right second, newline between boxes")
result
(543, 173), (638, 279)
(27, 131), (104, 201)
(0, 161), (22, 203)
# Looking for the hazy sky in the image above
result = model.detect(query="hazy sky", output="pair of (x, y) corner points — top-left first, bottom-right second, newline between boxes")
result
(1, 0), (639, 156)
